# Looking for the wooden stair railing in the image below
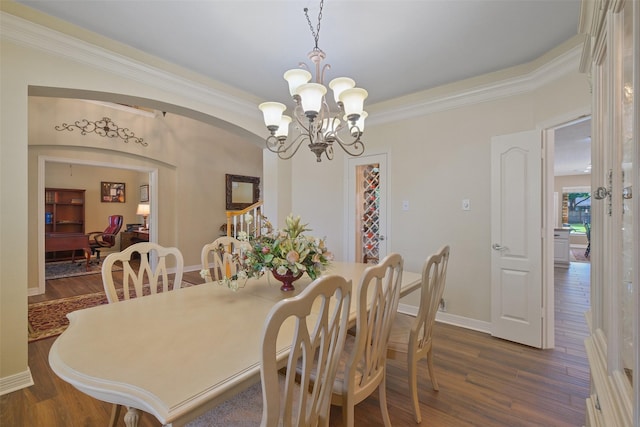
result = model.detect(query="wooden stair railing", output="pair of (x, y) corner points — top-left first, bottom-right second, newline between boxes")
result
(225, 201), (264, 239)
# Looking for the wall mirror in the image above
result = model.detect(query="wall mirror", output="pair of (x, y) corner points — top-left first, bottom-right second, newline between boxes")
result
(225, 174), (260, 210)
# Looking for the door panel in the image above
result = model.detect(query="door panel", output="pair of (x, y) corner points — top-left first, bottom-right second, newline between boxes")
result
(491, 130), (543, 348)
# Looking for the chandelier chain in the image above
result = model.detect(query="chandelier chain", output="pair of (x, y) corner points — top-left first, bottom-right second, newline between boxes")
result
(303, 0), (324, 50)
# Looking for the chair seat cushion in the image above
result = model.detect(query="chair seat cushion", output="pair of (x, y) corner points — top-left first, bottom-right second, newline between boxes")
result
(186, 381), (263, 426)
(332, 335), (365, 394)
(186, 374), (304, 426)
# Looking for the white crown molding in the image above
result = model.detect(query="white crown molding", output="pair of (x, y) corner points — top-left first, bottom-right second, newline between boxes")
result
(2, 10), (583, 132)
(0, 12), (258, 120)
(369, 44), (584, 126)
(0, 368), (34, 396)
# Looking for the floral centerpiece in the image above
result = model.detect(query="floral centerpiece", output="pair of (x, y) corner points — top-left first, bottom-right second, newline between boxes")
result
(241, 213), (333, 291)
(199, 241), (249, 291)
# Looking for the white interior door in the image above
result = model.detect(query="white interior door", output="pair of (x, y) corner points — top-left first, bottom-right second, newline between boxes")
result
(491, 130), (543, 348)
(346, 153), (388, 263)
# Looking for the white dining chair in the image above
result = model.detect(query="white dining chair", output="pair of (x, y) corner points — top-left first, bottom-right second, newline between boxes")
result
(387, 245), (450, 423)
(101, 241), (184, 425)
(186, 274), (353, 427)
(330, 253), (403, 427)
(101, 241), (184, 304)
(200, 236), (251, 282)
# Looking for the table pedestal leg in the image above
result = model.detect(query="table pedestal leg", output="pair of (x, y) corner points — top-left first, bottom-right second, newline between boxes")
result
(124, 407), (140, 427)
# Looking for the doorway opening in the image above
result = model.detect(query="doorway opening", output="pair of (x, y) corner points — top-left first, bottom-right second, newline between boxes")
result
(552, 116), (592, 264)
(35, 156), (157, 296)
(544, 115), (592, 348)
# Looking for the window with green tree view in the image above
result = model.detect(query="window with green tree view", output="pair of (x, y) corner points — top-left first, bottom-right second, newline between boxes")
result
(562, 191), (591, 233)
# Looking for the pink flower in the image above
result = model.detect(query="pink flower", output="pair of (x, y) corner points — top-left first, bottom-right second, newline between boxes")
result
(286, 250), (300, 264)
(262, 246), (270, 254)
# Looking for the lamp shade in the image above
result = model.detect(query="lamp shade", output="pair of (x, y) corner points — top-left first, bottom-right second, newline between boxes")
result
(283, 69), (312, 97)
(345, 111), (367, 136)
(136, 203), (150, 216)
(329, 77), (355, 104)
(340, 87), (369, 120)
(258, 102), (286, 128)
(296, 83), (327, 115)
(275, 115), (292, 138)
(339, 88), (368, 120)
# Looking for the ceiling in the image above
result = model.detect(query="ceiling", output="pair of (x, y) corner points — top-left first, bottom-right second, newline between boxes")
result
(14, 0), (589, 175)
(554, 118), (591, 177)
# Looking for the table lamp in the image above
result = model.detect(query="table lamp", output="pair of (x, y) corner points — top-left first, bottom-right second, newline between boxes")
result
(136, 203), (150, 229)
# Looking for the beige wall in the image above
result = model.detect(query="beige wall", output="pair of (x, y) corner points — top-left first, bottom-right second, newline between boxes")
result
(286, 55), (591, 323)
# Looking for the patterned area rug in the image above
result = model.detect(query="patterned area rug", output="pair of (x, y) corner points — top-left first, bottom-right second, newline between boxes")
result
(28, 281), (198, 342)
(28, 291), (109, 342)
(45, 260), (114, 280)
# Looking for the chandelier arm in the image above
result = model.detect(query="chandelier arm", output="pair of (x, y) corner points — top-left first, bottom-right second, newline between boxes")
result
(265, 134), (308, 160)
(277, 134), (308, 160)
(333, 133), (365, 157)
(325, 144), (334, 160)
(332, 115), (347, 134)
(334, 128), (363, 148)
(319, 99), (332, 121)
(318, 63), (330, 85)
(292, 104), (311, 134)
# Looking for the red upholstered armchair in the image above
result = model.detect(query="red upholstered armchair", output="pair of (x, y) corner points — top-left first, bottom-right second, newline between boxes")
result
(87, 215), (124, 262)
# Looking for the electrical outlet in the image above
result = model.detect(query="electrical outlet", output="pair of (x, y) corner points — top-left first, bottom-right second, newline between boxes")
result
(401, 200), (409, 211)
(462, 199), (470, 211)
(439, 298), (446, 312)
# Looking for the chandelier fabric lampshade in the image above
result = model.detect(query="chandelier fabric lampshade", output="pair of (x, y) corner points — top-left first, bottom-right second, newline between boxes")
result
(347, 111), (367, 136)
(296, 83), (327, 117)
(275, 115), (292, 139)
(284, 69), (312, 96)
(257, 0), (367, 162)
(339, 88), (368, 121)
(258, 102), (286, 130)
(328, 77), (355, 103)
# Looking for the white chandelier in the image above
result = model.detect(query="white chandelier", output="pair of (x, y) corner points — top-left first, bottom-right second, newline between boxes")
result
(258, 0), (368, 162)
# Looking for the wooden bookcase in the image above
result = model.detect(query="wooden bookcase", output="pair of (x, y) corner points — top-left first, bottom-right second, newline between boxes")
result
(45, 188), (86, 261)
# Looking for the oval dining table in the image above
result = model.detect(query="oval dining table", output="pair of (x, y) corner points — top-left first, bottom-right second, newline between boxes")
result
(48, 261), (421, 427)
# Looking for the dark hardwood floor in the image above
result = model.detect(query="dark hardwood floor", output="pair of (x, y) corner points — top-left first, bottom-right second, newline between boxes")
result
(1, 262), (590, 426)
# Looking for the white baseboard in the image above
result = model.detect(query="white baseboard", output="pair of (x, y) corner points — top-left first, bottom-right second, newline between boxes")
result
(28, 286), (43, 296)
(184, 264), (201, 273)
(398, 302), (492, 335)
(0, 368), (34, 396)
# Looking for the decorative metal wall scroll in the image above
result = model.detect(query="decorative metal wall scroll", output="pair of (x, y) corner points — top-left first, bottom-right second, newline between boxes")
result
(55, 117), (147, 146)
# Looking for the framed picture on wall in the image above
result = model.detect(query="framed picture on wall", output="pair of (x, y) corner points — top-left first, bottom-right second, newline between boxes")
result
(140, 184), (149, 202)
(101, 182), (125, 203)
